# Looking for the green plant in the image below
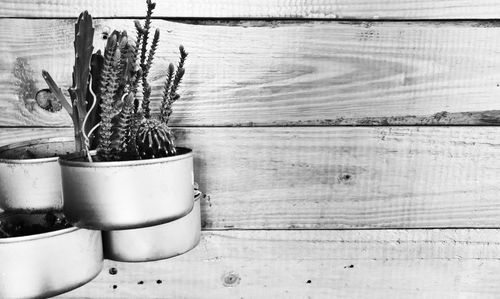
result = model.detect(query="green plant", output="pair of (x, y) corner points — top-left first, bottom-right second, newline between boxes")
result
(42, 0), (187, 162)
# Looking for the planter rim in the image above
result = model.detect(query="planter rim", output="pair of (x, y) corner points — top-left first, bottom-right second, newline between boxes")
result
(59, 147), (193, 168)
(0, 136), (74, 164)
(0, 226), (79, 244)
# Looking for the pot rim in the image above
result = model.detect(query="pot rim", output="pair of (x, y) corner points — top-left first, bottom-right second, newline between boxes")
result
(59, 147), (193, 168)
(0, 226), (79, 244)
(0, 136), (74, 164)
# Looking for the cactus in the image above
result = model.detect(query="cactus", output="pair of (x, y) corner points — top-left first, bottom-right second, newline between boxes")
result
(136, 118), (176, 159)
(69, 11), (95, 152)
(97, 34), (122, 161)
(103, 91), (134, 161)
(42, 0), (187, 162)
(160, 46), (188, 124)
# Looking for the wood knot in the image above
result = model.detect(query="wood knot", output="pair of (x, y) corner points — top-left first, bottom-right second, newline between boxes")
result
(35, 89), (62, 112)
(337, 173), (353, 184)
(222, 272), (241, 287)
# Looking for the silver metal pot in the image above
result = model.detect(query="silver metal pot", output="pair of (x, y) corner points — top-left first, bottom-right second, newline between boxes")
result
(103, 192), (201, 262)
(59, 147), (194, 230)
(0, 137), (74, 212)
(0, 213), (103, 299)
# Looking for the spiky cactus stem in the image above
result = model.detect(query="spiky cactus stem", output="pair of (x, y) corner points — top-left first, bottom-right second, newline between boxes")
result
(112, 91), (135, 159)
(133, 21), (144, 113)
(137, 0), (157, 118)
(97, 36), (122, 161)
(144, 28), (159, 79)
(142, 81), (152, 118)
(160, 46), (188, 124)
(160, 63), (175, 122)
(171, 45), (188, 96)
(127, 112), (142, 157)
(139, 0), (156, 70)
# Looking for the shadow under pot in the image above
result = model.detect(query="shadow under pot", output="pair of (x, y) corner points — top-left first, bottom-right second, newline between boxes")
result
(103, 191), (202, 262)
(0, 212), (103, 299)
(0, 137), (74, 212)
(59, 147), (194, 230)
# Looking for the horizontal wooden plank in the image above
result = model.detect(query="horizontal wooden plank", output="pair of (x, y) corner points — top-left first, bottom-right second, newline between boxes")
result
(2, 0), (500, 19)
(2, 126), (500, 229)
(57, 229), (500, 298)
(2, 19), (500, 126)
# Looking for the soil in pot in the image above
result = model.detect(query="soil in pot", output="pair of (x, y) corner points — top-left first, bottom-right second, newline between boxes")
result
(0, 211), (71, 238)
(0, 138), (74, 160)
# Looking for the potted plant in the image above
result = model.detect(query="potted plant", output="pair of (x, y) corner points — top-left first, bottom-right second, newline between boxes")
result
(43, 1), (194, 230)
(103, 186), (204, 262)
(0, 211), (103, 298)
(0, 137), (74, 212)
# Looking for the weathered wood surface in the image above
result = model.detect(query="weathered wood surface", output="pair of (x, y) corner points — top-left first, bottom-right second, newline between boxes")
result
(2, 19), (500, 126)
(2, 0), (500, 19)
(2, 126), (500, 229)
(0, 128), (72, 147)
(57, 230), (500, 298)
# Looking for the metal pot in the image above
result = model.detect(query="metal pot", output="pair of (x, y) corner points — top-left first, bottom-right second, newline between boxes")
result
(0, 213), (103, 299)
(0, 137), (74, 212)
(59, 147), (194, 230)
(103, 192), (201, 262)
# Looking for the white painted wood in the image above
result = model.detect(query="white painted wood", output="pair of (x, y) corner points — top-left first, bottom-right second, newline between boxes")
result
(3, 19), (500, 126)
(56, 229), (500, 298)
(1, 0), (500, 19)
(2, 126), (500, 229)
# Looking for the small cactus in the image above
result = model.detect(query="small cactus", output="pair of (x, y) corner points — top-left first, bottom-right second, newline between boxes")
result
(136, 118), (176, 159)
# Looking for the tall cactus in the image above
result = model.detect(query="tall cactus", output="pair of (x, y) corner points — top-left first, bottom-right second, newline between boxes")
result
(97, 35), (122, 161)
(68, 11), (94, 152)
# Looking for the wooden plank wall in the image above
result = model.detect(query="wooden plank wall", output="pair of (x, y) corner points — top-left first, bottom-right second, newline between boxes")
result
(1, 1), (500, 298)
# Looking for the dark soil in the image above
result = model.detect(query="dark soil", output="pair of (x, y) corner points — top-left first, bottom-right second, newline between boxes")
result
(0, 212), (71, 238)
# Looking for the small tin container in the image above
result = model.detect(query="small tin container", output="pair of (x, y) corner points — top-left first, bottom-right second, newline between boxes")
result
(103, 192), (201, 262)
(0, 137), (74, 212)
(59, 147), (195, 230)
(0, 213), (103, 299)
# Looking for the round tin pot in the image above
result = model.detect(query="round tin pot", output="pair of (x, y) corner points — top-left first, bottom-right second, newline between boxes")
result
(0, 213), (103, 299)
(59, 147), (194, 230)
(103, 192), (201, 262)
(0, 137), (74, 212)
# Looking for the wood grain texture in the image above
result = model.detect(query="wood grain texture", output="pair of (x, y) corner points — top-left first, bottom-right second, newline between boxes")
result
(56, 230), (500, 298)
(2, 0), (500, 19)
(2, 126), (500, 229)
(2, 19), (500, 126)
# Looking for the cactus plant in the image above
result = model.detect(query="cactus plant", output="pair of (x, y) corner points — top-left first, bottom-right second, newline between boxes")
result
(42, 0), (187, 162)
